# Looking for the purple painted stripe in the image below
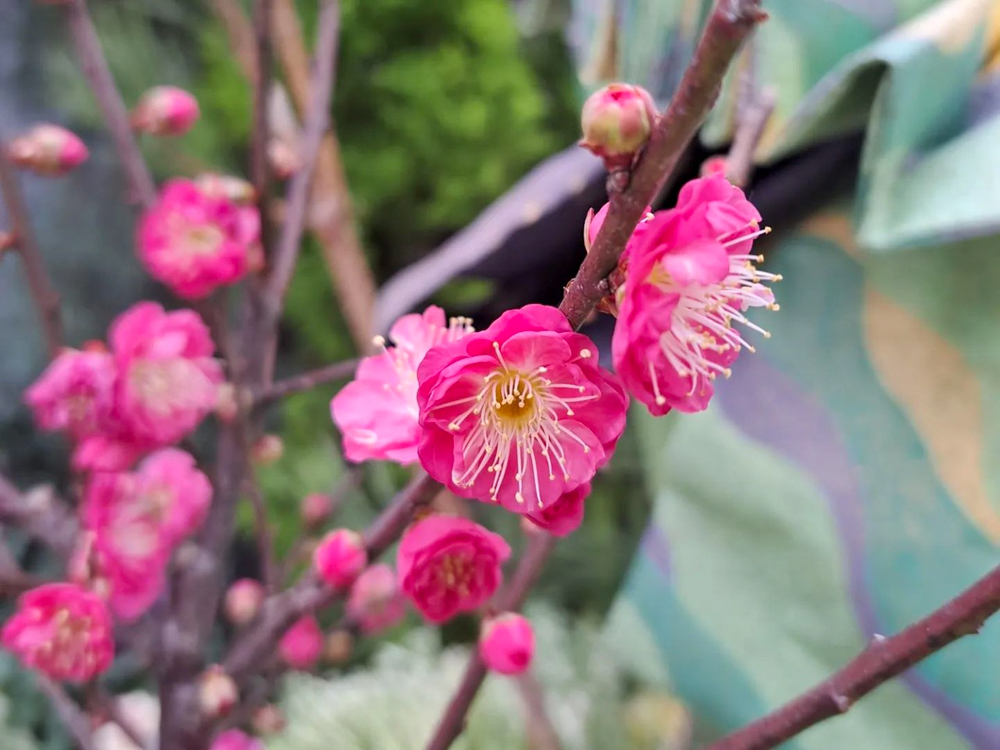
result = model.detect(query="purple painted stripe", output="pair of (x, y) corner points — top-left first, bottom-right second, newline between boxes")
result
(715, 353), (999, 747)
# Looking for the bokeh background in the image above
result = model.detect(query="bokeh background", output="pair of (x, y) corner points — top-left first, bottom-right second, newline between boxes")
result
(1, 0), (999, 748)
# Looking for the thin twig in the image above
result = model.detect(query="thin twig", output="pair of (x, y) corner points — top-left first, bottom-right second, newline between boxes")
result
(264, 0), (341, 325)
(37, 675), (99, 750)
(244, 478), (278, 592)
(63, 0), (156, 208)
(0, 475), (78, 557)
(725, 86), (776, 187)
(250, 0), (274, 253)
(90, 686), (154, 750)
(0, 142), (64, 358)
(516, 671), (562, 750)
(707, 564), (1000, 749)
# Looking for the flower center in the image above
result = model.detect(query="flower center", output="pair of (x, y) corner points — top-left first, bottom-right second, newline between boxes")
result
(183, 225), (224, 257)
(436, 552), (474, 596)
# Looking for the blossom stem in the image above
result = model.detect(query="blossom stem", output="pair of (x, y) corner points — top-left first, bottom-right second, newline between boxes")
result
(706, 564), (1000, 749)
(725, 50), (776, 188)
(62, 0), (156, 208)
(37, 675), (99, 750)
(0, 143), (64, 358)
(252, 357), (358, 408)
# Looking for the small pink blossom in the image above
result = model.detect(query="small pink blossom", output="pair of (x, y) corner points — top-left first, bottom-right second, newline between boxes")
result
(111, 302), (223, 446)
(7, 124), (88, 177)
(579, 83), (657, 169)
(479, 612), (534, 675)
(612, 174), (776, 414)
(211, 729), (264, 750)
(314, 529), (367, 589)
(71, 433), (147, 474)
(224, 579), (265, 627)
(24, 347), (115, 439)
(1, 583), (114, 682)
(279, 616), (323, 670)
(138, 179), (260, 299)
(417, 305), (627, 514)
(132, 449), (212, 546)
(346, 564), (406, 634)
(132, 86), (200, 136)
(397, 515), (510, 623)
(332, 306), (474, 465)
(525, 482), (590, 537)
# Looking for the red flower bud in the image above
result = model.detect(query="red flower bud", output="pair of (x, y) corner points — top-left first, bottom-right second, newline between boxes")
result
(301, 492), (333, 528)
(7, 124), (88, 177)
(132, 86), (200, 136)
(224, 578), (265, 627)
(198, 665), (238, 718)
(479, 612), (535, 675)
(313, 529), (367, 589)
(579, 83), (657, 170)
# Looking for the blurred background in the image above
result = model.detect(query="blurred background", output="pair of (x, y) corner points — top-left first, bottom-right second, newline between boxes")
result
(1, 0), (999, 748)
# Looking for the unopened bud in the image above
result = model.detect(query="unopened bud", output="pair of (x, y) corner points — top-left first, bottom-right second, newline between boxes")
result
(279, 616), (323, 670)
(251, 704), (286, 735)
(314, 529), (367, 589)
(324, 629), (353, 665)
(251, 434), (284, 465)
(224, 578), (265, 627)
(700, 155), (729, 177)
(479, 613), (535, 675)
(132, 86), (200, 136)
(198, 665), (238, 718)
(7, 124), (89, 177)
(301, 492), (333, 528)
(267, 138), (301, 180)
(215, 383), (239, 423)
(195, 173), (256, 205)
(579, 83), (657, 170)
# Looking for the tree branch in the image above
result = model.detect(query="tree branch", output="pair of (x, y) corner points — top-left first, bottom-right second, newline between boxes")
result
(0, 474), (78, 557)
(63, 0), (156, 208)
(516, 671), (562, 750)
(244, 478), (278, 592)
(250, 0), (274, 246)
(37, 675), (99, 750)
(0, 142), (63, 358)
(706, 564), (1000, 749)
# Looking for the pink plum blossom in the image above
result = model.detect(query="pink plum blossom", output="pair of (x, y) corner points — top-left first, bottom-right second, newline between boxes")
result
(7, 124), (88, 177)
(612, 174), (777, 415)
(138, 179), (260, 299)
(397, 515), (510, 624)
(346, 564), (406, 634)
(1, 583), (114, 681)
(110, 302), (223, 447)
(332, 306), (474, 465)
(479, 612), (534, 675)
(313, 529), (367, 589)
(211, 729), (264, 750)
(24, 347), (115, 439)
(132, 86), (200, 136)
(525, 482), (590, 537)
(416, 304), (627, 514)
(279, 616), (323, 670)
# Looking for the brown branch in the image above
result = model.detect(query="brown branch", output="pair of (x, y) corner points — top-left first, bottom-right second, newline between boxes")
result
(0, 475), (78, 557)
(707, 564), (1000, 749)
(250, 0), (274, 244)
(37, 675), (99, 750)
(559, 0), (766, 330)
(725, 83), (775, 188)
(244, 478), (278, 592)
(516, 671), (561, 750)
(0, 142), (63, 358)
(271, 0), (376, 348)
(63, 0), (156, 208)
(221, 471), (438, 685)
(263, 0), (342, 335)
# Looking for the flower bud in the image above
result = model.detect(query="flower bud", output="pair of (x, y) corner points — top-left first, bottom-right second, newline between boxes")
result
(324, 629), (353, 665)
(479, 612), (535, 675)
(132, 86), (200, 136)
(7, 124), (88, 177)
(699, 154), (729, 177)
(346, 564), (406, 635)
(279, 616), (323, 670)
(195, 173), (256, 205)
(301, 492), (333, 528)
(313, 529), (367, 589)
(224, 578), (265, 626)
(251, 704), (286, 735)
(198, 665), (238, 719)
(250, 434), (284, 465)
(267, 138), (301, 180)
(215, 383), (239, 423)
(579, 83), (657, 169)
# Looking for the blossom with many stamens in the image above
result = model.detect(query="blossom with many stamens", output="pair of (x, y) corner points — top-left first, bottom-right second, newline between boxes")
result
(111, 302), (223, 447)
(332, 306), (474, 465)
(612, 174), (778, 414)
(138, 178), (260, 299)
(416, 304), (628, 514)
(397, 515), (510, 623)
(1, 583), (114, 681)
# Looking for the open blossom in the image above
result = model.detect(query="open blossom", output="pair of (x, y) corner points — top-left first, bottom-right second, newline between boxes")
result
(132, 86), (200, 136)
(82, 449), (210, 620)
(612, 174), (777, 414)
(479, 612), (534, 675)
(525, 482), (589, 537)
(111, 302), (223, 446)
(416, 305), (628, 514)
(7, 124), (88, 177)
(1, 583), (114, 682)
(24, 347), (115, 438)
(332, 306), (474, 465)
(138, 179), (260, 299)
(397, 516), (510, 623)
(211, 730), (264, 750)
(346, 564), (406, 634)
(279, 616), (323, 670)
